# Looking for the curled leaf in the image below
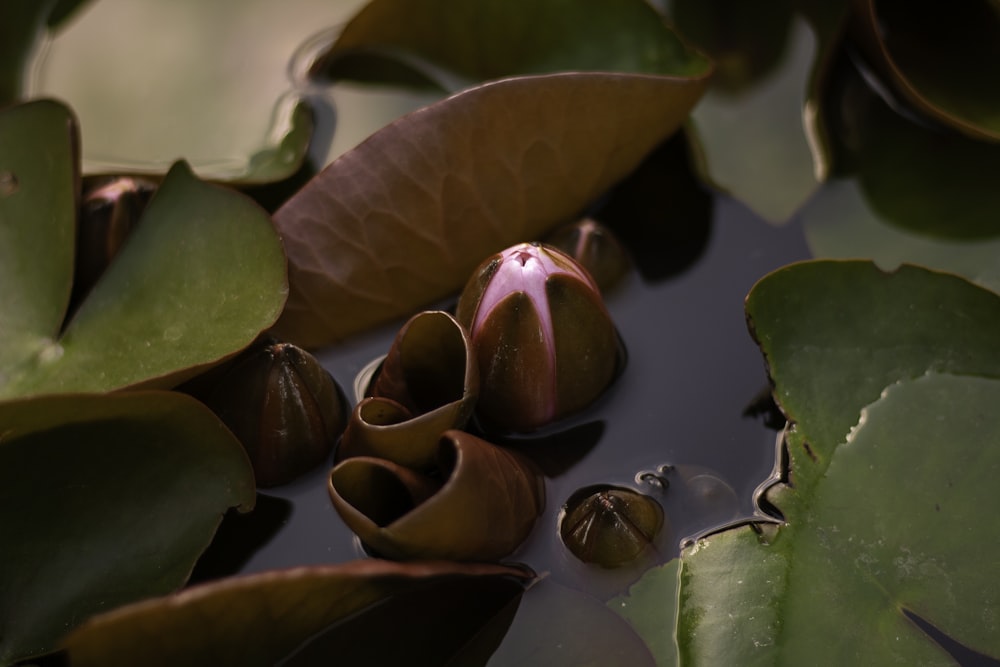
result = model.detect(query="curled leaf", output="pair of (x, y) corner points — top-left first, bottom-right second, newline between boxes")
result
(272, 70), (709, 347)
(329, 429), (544, 561)
(338, 310), (478, 469)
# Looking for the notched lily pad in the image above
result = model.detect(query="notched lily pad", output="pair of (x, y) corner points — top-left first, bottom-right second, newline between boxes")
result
(0, 102), (288, 399)
(273, 70), (710, 347)
(329, 429), (544, 561)
(62, 559), (534, 667)
(0, 391), (255, 665)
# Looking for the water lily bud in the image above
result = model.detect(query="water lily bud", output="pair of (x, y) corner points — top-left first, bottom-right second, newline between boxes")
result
(455, 242), (619, 432)
(543, 218), (630, 291)
(560, 485), (664, 568)
(199, 339), (348, 487)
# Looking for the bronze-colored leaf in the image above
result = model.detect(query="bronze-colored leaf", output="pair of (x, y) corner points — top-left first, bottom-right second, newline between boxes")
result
(62, 560), (533, 667)
(329, 430), (544, 561)
(271, 71), (709, 347)
(338, 310), (478, 469)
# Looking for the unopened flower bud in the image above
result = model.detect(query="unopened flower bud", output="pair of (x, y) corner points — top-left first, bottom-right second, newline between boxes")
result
(455, 242), (619, 432)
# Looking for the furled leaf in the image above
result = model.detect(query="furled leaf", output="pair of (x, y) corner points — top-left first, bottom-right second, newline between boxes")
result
(488, 579), (657, 666)
(63, 560), (533, 667)
(311, 0), (709, 88)
(851, 0), (1000, 142)
(678, 373), (1000, 664)
(0, 391), (255, 666)
(272, 71), (709, 346)
(0, 99), (76, 372)
(329, 429), (545, 561)
(668, 0), (848, 222)
(824, 52), (1000, 239)
(607, 559), (680, 667)
(744, 260), (1000, 495)
(802, 178), (1000, 295)
(0, 154), (288, 399)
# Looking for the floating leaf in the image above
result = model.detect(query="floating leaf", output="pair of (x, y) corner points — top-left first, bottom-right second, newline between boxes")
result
(63, 560), (533, 667)
(678, 373), (1000, 664)
(823, 52), (1000, 239)
(329, 429), (544, 561)
(850, 0), (1000, 142)
(0, 391), (255, 665)
(273, 71), (709, 346)
(607, 559), (680, 667)
(0, 116), (288, 398)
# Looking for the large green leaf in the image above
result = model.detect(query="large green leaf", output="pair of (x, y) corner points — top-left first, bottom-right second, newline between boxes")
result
(851, 0), (1000, 142)
(62, 560), (532, 667)
(678, 373), (1000, 664)
(0, 391), (255, 665)
(272, 71), (709, 347)
(0, 141), (288, 398)
(311, 0), (709, 87)
(608, 559), (680, 667)
(0, 100), (76, 372)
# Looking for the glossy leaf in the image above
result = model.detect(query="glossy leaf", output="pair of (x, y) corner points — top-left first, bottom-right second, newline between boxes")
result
(273, 71), (709, 346)
(0, 100), (76, 373)
(312, 0), (709, 88)
(679, 373), (1000, 663)
(0, 391), (255, 665)
(329, 429), (545, 561)
(824, 53), (1000, 239)
(0, 156), (288, 399)
(339, 311), (478, 468)
(669, 0), (848, 222)
(745, 260), (1000, 484)
(802, 178), (1000, 295)
(851, 0), (1000, 142)
(63, 560), (533, 667)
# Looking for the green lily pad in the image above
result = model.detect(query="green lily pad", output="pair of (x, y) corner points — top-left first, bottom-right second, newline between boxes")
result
(310, 0), (709, 88)
(670, 1), (845, 222)
(802, 178), (1000, 295)
(62, 560), (532, 667)
(0, 102), (287, 398)
(608, 559), (680, 667)
(745, 260), (1000, 490)
(678, 373), (1000, 663)
(824, 52), (1000, 239)
(852, 0), (1000, 142)
(0, 391), (255, 665)
(273, 71), (709, 347)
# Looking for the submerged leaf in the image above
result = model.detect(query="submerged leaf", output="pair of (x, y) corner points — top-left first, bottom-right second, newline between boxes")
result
(63, 560), (533, 667)
(329, 429), (544, 561)
(851, 0), (1000, 142)
(0, 391), (255, 665)
(273, 71), (709, 346)
(679, 373), (1000, 664)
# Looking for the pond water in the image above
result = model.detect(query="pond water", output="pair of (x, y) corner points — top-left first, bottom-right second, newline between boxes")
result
(191, 136), (813, 612)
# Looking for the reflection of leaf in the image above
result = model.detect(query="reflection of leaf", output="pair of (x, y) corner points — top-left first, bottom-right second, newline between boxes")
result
(825, 53), (1000, 239)
(329, 429), (544, 561)
(679, 373), (1000, 663)
(802, 178), (1000, 294)
(273, 72), (709, 347)
(851, 0), (1000, 142)
(63, 560), (533, 667)
(0, 391), (255, 666)
(312, 0), (709, 88)
(0, 101), (287, 398)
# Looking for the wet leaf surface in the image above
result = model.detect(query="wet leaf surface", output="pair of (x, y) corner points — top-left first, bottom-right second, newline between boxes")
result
(851, 0), (1000, 142)
(0, 147), (287, 398)
(679, 373), (1000, 664)
(607, 559), (680, 667)
(63, 560), (533, 667)
(0, 391), (255, 665)
(273, 71), (709, 347)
